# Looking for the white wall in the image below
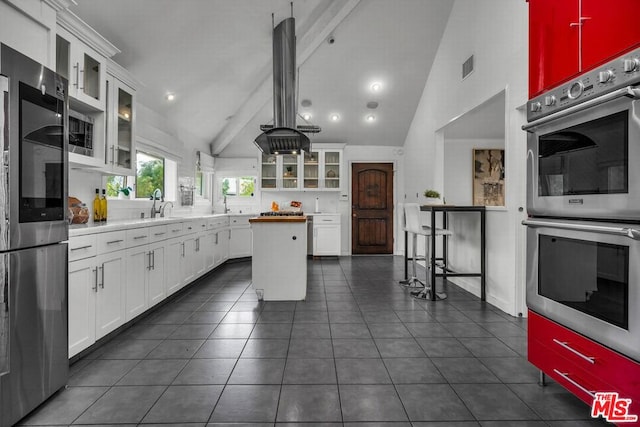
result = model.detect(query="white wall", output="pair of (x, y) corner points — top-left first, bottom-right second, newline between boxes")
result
(401, 0), (529, 316)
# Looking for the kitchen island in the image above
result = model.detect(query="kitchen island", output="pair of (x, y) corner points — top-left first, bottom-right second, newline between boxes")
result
(249, 215), (307, 301)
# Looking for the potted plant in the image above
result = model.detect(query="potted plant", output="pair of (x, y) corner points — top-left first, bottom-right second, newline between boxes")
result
(118, 186), (133, 199)
(423, 189), (442, 205)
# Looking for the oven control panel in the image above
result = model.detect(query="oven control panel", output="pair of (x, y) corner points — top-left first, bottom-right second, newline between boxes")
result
(527, 46), (640, 122)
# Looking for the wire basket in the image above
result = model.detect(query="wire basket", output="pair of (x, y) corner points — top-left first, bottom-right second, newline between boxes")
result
(180, 185), (195, 206)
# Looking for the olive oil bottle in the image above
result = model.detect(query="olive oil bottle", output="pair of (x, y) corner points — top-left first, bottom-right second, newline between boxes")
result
(93, 188), (101, 222)
(100, 189), (108, 222)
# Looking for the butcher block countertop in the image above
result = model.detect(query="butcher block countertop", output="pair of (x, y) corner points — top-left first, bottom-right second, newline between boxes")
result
(249, 216), (307, 223)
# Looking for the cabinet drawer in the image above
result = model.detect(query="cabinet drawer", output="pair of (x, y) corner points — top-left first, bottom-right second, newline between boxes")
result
(208, 217), (229, 230)
(126, 228), (150, 247)
(194, 219), (208, 234)
(313, 214), (340, 224)
(167, 222), (184, 238)
(230, 215), (251, 226)
(96, 230), (127, 254)
(149, 225), (168, 243)
(69, 234), (97, 261)
(529, 337), (611, 406)
(529, 310), (640, 400)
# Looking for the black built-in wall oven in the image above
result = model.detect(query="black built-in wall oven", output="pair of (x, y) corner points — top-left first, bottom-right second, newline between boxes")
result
(523, 46), (640, 363)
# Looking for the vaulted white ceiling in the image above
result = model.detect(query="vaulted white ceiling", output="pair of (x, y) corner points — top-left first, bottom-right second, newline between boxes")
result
(72, 0), (454, 157)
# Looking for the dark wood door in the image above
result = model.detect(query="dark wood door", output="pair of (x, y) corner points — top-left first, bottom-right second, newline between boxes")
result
(352, 163), (394, 254)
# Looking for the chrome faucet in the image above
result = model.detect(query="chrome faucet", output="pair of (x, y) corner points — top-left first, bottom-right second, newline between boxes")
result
(223, 195), (230, 214)
(150, 189), (163, 218)
(160, 201), (173, 218)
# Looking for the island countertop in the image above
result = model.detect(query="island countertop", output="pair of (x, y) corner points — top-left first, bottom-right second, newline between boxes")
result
(249, 216), (307, 223)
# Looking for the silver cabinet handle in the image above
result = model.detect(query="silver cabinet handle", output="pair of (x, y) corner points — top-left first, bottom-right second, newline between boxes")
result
(553, 369), (595, 398)
(73, 62), (79, 89)
(92, 268), (98, 292)
(99, 265), (104, 289)
(522, 219), (640, 240)
(553, 339), (595, 364)
(215, 233), (219, 244)
(172, 229), (181, 233)
(133, 235), (147, 240)
(154, 232), (165, 236)
(147, 251), (152, 270)
(110, 145), (115, 165)
(70, 245), (93, 251)
(152, 250), (155, 270)
(523, 86), (640, 131)
(106, 239), (124, 245)
(181, 242), (185, 257)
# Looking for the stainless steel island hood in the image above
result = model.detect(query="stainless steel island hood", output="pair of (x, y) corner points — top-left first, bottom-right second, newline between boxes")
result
(255, 16), (320, 155)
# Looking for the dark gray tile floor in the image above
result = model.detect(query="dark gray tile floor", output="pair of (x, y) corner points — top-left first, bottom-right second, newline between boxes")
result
(20, 256), (609, 426)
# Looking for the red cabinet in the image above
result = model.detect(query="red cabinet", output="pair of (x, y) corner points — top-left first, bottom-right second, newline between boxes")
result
(581, 0), (640, 71)
(529, 0), (579, 98)
(528, 0), (640, 97)
(528, 310), (640, 420)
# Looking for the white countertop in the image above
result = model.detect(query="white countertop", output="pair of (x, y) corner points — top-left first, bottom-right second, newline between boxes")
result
(69, 213), (232, 237)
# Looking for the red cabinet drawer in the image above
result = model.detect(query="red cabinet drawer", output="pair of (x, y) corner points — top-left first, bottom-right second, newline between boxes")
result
(529, 310), (640, 401)
(529, 336), (610, 405)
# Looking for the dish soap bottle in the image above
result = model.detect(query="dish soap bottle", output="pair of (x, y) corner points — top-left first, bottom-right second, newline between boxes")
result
(93, 189), (101, 222)
(100, 189), (108, 222)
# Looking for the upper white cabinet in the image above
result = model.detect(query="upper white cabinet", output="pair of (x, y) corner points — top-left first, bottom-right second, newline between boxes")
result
(55, 13), (118, 112)
(260, 145), (344, 191)
(104, 60), (137, 175)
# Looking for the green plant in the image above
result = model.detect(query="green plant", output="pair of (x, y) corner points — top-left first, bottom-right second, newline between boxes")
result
(423, 189), (441, 198)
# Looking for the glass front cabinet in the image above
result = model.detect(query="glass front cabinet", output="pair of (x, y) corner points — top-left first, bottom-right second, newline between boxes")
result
(104, 60), (138, 175)
(260, 146), (343, 191)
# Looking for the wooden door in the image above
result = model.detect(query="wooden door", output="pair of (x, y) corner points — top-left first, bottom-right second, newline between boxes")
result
(352, 163), (394, 254)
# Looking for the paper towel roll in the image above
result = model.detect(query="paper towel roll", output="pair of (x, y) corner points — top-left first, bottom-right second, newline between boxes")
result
(315, 197), (320, 213)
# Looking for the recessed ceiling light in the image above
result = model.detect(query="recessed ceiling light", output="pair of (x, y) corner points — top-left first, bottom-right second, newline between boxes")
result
(370, 82), (382, 92)
(165, 93), (175, 101)
(330, 113), (340, 122)
(366, 114), (376, 122)
(302, 113), (312, 121)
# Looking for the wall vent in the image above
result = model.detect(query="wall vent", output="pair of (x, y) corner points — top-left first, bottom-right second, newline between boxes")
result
(462, 55), (474, 80)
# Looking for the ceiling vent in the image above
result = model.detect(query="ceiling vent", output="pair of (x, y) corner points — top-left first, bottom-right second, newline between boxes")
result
(462, 55), (474, 80)
(255, 16), (320, 155)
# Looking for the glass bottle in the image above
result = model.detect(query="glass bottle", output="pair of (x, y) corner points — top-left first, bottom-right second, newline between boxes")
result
(93, 189), (101, 222)
(100, 189), (108, 222)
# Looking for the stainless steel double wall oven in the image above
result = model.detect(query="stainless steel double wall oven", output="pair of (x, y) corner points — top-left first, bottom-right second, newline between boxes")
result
(0, 44), (69, 426)
(523, 47), (640, 362)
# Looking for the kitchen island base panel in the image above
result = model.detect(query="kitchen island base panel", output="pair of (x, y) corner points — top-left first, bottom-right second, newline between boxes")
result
(250, 219), (308, 301)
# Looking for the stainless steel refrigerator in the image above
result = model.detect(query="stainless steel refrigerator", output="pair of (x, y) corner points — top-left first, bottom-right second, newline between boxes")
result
(0, 44), (69, 427)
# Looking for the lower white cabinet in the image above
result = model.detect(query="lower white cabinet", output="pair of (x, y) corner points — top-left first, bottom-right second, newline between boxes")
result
(94, 251), (127, 339)
(313, 214), (341, 256)
(229, 215), (252, 258)
(69, 249), (127, 358)
(147, 241), (166, 307)
(165, 236), (185, 297)
(68, 257), (97, 357)
(69, 215), (239, 358)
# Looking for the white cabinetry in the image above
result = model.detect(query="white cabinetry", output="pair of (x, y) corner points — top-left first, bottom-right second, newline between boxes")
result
(68, 215), (232, 358)
(104, 60), (137, 175)
(260, 145), (344, 191)
(55, 24), (109, 111)
(229, 215), (252, 258)
(68, 231), (127, 358)
(312, 214), (341, 256)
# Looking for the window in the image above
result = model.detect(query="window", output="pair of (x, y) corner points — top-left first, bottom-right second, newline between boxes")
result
(222, 176), (255, 197)
(135, 151), (164, 198)
(105, 151), (168, 199)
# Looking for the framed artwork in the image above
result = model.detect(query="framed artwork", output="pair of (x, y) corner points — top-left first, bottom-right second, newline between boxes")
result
(473, 148), (505, 206)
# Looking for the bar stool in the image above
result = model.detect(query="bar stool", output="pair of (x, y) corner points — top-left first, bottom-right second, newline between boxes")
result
(399, 203), (425, 289)
(403, 203), (452, 300)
